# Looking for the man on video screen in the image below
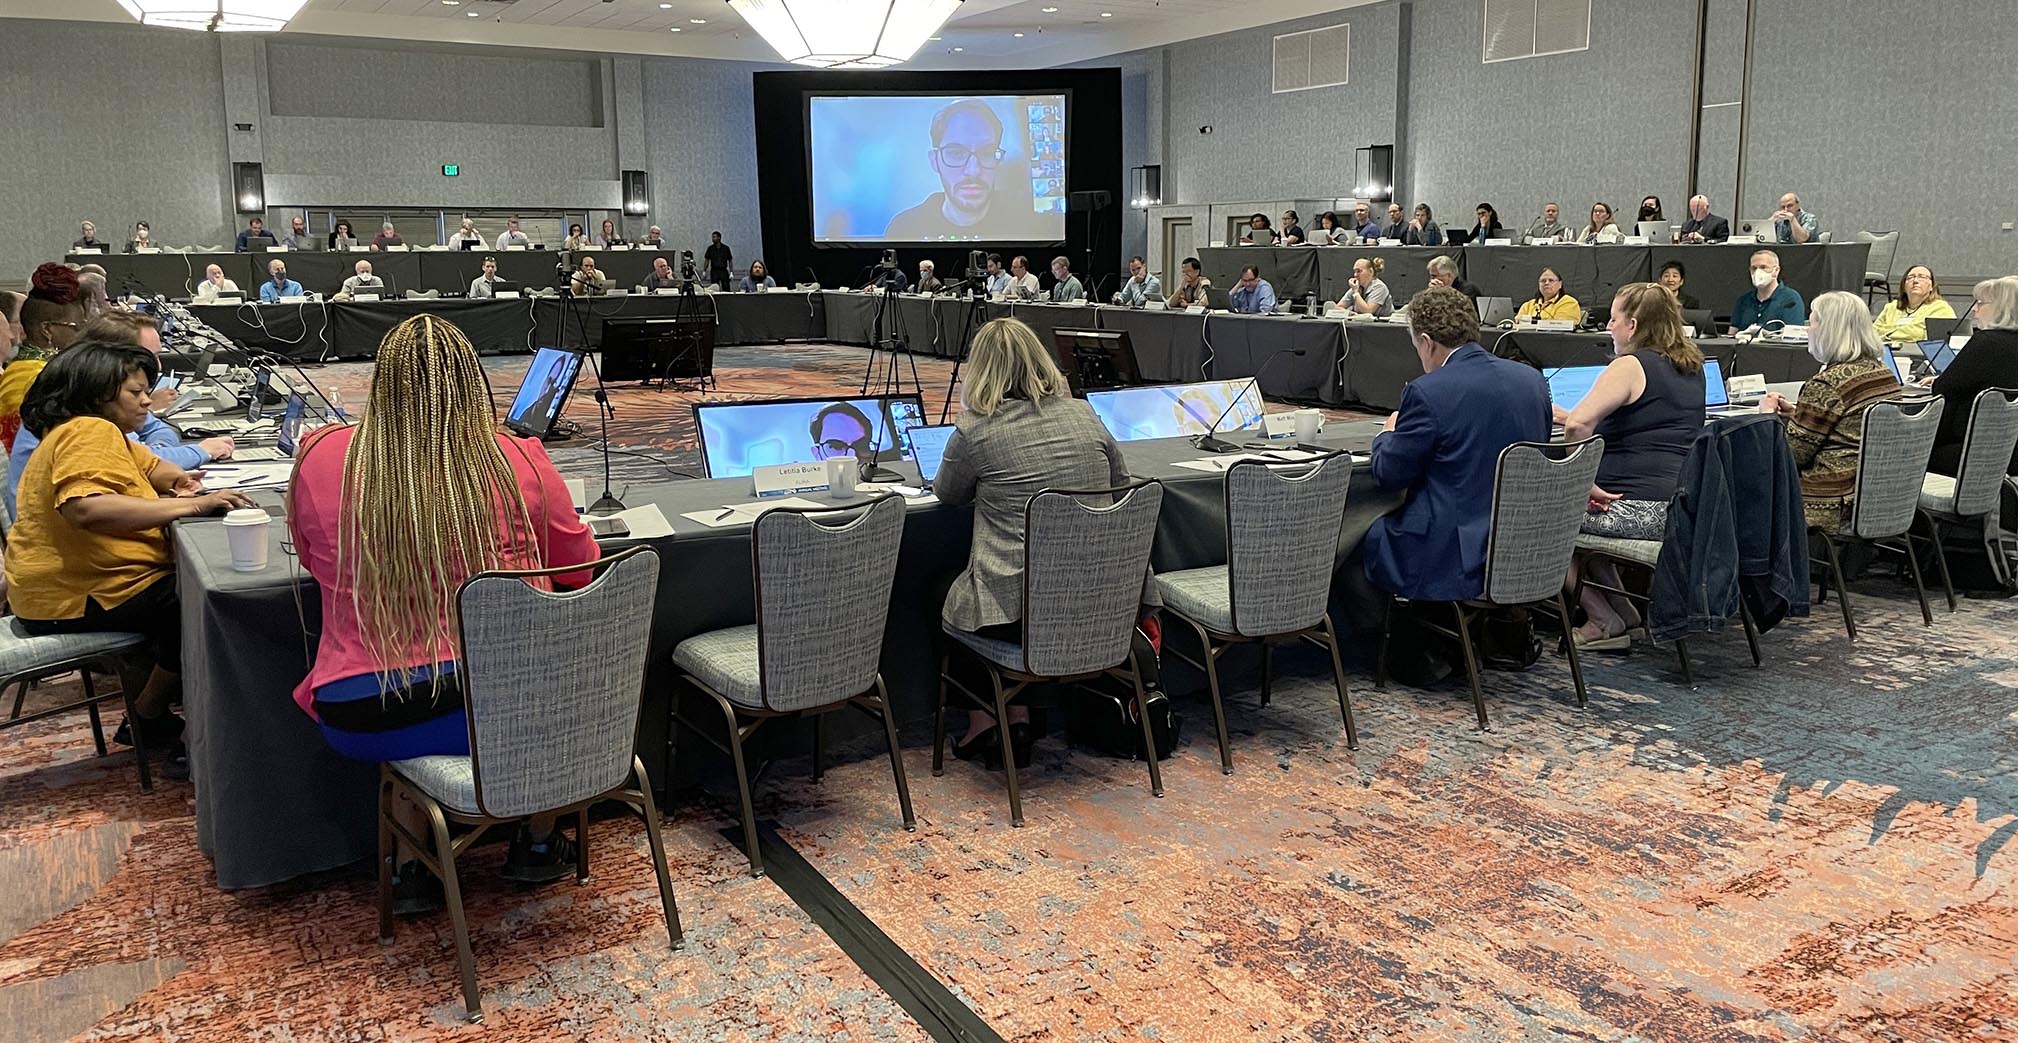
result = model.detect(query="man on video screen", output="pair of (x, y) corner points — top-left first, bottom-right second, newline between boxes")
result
(884, 99), (1021, 240)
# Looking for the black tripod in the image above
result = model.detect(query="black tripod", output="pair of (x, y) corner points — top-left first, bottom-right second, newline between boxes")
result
(939, 281), (991, 423)
(646, 277), (713, 393)
(860, 269), (922, 398)
(549, 277), (625, 512)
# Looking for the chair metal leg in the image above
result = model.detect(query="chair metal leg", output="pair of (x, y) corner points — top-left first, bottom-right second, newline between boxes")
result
(630, 759), (685, 949)
(9, 678), (27, 721)
(1129, 650), (1164, 799)
(988, 668), (1023, 828)
(1180, 616), (1233, 774)
(1923, 514), (1957, 611)
(1374, 597), (1393, 690)
(931, 654), (949, 778)
(1451, 604), (1489, 731)
(811, 713), (824, 785)
(1674, 638), (1696, 687)
(113, 673), (151, 793)
(1900, 533), (1934, 626)
(1319, 615), (1359, 750)
(1258, 642), (1273, 707)
(376, 771), (396, 944)
(711, 693), (765, 877)
(82, 673), (107, 757)
(1739, 599), (1763, 667)
(870, 678), (916, 831)
(1820, 534), (1858, 640)
(423, 798), (482, 1023)
(575, 808), (591, 884)
(1555, 594), (1588, 708)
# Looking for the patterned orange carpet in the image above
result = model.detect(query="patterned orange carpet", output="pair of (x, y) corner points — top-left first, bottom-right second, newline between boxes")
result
(2, 343), (2014, 1041)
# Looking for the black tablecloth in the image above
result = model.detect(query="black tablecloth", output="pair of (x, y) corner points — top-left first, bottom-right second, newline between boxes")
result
(178, 430), (1399, 889)
(1195, 243), (1870, 316)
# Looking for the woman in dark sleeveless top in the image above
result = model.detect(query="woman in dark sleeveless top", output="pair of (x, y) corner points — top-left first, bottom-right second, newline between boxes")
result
(1558, 283), (1707, 647)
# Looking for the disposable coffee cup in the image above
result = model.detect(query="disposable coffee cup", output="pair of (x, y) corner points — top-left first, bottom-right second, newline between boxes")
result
(825, 457), (858, 499)
(1293, 409), (1323, 443)
(222, 508), (272, 572)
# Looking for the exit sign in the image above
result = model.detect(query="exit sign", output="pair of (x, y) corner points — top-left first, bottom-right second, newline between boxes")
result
(442, 164), (459, 176)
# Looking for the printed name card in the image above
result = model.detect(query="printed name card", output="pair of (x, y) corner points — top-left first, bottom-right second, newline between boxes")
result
(753, 462), (830, 497)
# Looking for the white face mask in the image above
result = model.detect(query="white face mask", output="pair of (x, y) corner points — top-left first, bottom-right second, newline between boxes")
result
(1751, 268), (1775, 289)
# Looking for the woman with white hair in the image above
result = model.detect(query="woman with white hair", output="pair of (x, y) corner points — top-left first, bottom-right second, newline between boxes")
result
(1757, 290), (1905, 529)
(1927, 275), (2018, 476)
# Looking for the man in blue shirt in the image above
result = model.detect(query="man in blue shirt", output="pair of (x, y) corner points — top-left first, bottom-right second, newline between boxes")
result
(1771, 192), (1819, 244)
(6, 314), (233, 515)
(983, 253), (1011, 297)
(1112, 255), (1164, 306)
(1228, 265), (1276, 313)
(1353, 202), (1381, 242)
(234, 217), (269, 252)
(1731, 250), (1808, 331)
(258, 259), (304, 302)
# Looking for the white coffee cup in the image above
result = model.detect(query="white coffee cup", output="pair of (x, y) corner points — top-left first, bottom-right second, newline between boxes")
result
(221, 507), (272, 572)
(1293, 409), (1323, 443)
(824, 457), (858, 499)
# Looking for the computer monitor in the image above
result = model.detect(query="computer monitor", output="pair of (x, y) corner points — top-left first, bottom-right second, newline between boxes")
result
(1084, 379), (1263, 442)
(906, 424), (957, 485)
(1545, 365), (1607, 412)
(693, 394), (927, 479)
(503, 347), (585, 440)
(1922, 339), (1961, 375)
(1703, 357), (1729, 407)
(1051, 328), (1141, 396)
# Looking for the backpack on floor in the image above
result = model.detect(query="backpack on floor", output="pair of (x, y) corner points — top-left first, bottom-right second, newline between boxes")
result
(1064, 624), (1180, 761)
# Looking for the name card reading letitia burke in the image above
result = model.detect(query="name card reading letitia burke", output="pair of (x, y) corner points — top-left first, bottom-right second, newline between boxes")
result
(752, 462), (832, 497)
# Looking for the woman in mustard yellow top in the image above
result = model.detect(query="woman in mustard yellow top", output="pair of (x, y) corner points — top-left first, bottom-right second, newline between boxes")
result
(1516, 268), (1583, 322)
(1872, 265), (1956, 344)
(6, 341), (252, 757)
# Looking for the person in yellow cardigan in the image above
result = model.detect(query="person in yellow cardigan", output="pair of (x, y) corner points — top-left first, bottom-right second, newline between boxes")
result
(1516, 268), (1583, 322)
(1872, 264), (1955, 344)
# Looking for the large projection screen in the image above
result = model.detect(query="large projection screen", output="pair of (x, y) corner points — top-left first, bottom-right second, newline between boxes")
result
(809, 92), (1068, 244)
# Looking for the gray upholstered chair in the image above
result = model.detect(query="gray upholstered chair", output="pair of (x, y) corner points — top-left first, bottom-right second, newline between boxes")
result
(1155, 454), (1356, 773)
(1379, 438), (1602, 730)
(1919, 388), (2018, 595)
(1858, 230), (1899, 302)
(1813, 396), (1944, 638)
(0, 621), (153, 789)
(377, 547), (679, 1023)
(670, 495), (912, 876)
(934, 480), (1164, 827)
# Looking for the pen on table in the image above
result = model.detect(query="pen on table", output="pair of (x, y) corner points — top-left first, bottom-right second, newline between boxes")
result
(714, 507), (736, 520)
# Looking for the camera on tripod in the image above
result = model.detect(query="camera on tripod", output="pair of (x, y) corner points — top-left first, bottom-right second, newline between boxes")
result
(963, 248), (987, 283)
(679, 249), (697, 282)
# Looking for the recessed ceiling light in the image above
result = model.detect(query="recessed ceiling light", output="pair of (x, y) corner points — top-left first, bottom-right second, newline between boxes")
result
(669, 26), (681, 31)
(1100, 11), (1113, 16)
(659, 2), (670, 6)
(952, 46), (964, 52)
(689, 17), (706, 23)
(1013, 32), (1023, 37)
(1042, 5), (1056, 10)
(928, 35), (940, 40)
(441, 0), (457, 5)
(466, 10), (478, 15)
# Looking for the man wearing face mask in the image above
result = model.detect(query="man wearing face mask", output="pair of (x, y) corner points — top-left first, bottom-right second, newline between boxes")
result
(259, 259), (304, 302)
(1732, 250), (1808, 332)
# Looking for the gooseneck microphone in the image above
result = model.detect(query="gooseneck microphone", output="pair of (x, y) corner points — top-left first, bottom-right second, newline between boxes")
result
(1193, 348), (1307, 453)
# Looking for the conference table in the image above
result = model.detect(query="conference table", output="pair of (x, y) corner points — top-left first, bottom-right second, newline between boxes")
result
(1194, 242), (1871, 316)
(178, 429), (1403, 889)
(178, 290), (1822, 413)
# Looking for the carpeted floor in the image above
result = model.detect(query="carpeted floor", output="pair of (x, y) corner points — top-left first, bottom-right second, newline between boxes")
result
(3, 342), (2014, 1041)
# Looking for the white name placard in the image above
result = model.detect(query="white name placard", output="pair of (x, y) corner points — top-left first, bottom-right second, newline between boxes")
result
(753, 462), (830, 497)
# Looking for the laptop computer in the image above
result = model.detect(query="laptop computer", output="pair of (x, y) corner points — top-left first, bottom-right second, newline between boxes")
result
(333, 237), (358, 251)
(1879, 350), (1904, 383)
(1703, 357), (1731, 408)
(1475, 296), (1516, 325)
(904, 423), (957, 490)
(1923, 317), (1961, 343)
(1203, 286), (1233, 312)
(1244, 228), (1277, 246)
(1682, 309), (1718, 337)
(1545, 365), (1607, 412)
(1637, 220), (1670, 242)
(1922, 338), (1961, 375)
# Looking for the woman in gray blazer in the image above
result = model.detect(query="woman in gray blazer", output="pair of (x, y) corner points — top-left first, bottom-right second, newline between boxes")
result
(935, 317), (1151, 768)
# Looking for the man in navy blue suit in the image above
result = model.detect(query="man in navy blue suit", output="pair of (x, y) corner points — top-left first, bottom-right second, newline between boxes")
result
(1359, 285), (1552, 681)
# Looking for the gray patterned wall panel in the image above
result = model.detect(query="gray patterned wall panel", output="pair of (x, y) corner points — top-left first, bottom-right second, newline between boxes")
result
(0, 20), (231, 276)
(1405, 0), (1697, 232)
(638, 56), (773, 267)
(265, 41), (603, 127)
(1745, 0), (2018, 280)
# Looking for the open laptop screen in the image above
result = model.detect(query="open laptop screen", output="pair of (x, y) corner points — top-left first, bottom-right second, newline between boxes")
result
(1545, 365), (1607, 412)
(906, 424), (957, 484)
(1703, 357), (1729, 407)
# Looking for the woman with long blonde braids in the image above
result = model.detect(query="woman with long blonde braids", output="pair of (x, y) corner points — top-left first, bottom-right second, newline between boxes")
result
(287, 314), (598, 908)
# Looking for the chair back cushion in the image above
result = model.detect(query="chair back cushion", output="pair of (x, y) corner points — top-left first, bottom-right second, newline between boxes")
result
(1021, 481), (1163, 676)
(457, 547), (659, 818)
(753, 495), (905, 711)
(1484, 438), (1605, 605)
(1224, 455), (1350, 635)
(1853, 397), (1945, 539)
(1952, 389), (2018, 517)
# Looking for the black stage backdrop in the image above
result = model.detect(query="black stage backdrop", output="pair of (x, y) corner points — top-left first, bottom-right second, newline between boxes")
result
(753, 69), (1125, 302)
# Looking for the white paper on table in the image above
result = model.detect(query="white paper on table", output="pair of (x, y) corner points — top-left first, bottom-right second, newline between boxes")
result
(595, 503), (674, 539)
(201, 462), (295, 489)
(677, 496), (826, 529)
(1170, 449), (1331, 473)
